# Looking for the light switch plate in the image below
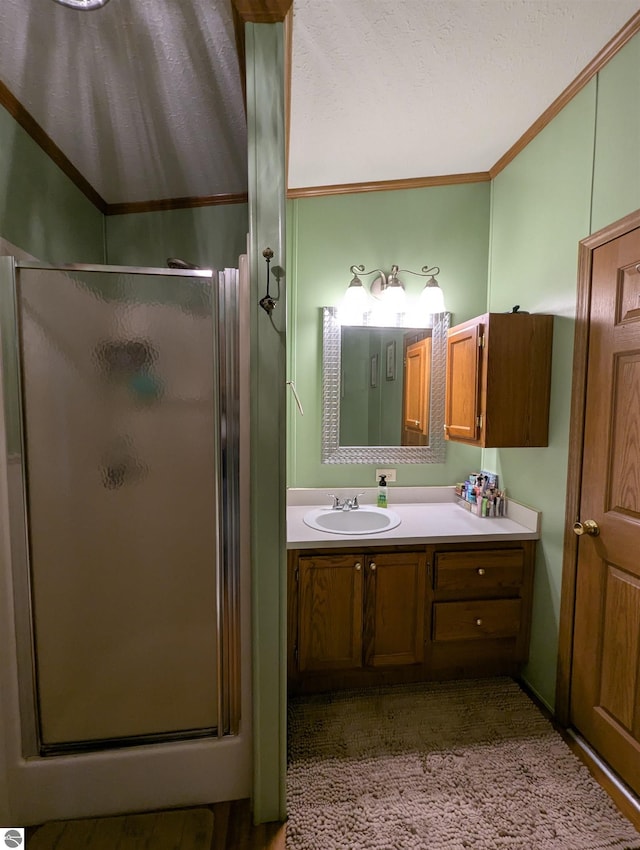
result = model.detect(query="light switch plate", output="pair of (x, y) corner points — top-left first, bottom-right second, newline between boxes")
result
(375, 468), (397, 482)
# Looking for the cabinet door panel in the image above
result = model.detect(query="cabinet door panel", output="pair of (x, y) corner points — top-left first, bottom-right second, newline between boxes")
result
(298, 555), (363, 672)
(364, 553), (426, 667)
(444, 321), (481, 442)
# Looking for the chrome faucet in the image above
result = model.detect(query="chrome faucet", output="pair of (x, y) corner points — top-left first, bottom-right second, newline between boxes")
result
(328, 492), (365, 511)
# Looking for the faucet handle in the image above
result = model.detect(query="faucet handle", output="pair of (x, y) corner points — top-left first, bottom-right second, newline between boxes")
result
(352, 492), (366, 509)
(327, 493), (341, 510)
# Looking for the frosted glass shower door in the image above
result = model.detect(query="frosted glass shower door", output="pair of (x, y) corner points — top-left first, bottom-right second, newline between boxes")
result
(17, 265), (220, 748)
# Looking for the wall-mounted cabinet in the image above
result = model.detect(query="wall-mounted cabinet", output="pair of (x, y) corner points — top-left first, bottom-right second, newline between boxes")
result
(288, 540), (535, 694)
(444, 312), (553, 447)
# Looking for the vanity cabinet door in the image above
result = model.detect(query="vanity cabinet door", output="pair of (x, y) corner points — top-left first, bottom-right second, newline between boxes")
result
(297, 554), (364, 672)
(363, 552), (426, 667)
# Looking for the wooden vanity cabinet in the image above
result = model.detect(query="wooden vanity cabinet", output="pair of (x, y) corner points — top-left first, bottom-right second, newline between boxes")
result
(444, 312), (553, 447)
(288, 548), (427, 693)
(288, 539), (536, 694)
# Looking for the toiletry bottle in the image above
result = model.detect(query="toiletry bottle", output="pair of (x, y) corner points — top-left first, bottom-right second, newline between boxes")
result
(377, 474), (387, 508)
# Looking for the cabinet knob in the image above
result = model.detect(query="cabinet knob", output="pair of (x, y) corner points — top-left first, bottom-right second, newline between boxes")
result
(370, 562), (377, 572)
(477, 568), (486, 576)
(354, 562), (361, 571)
(475, 618), (483, 626)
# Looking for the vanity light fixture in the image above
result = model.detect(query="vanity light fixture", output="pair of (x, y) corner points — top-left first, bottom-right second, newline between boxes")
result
(340, 263), (445, 326)
(52, 0), (111, 9)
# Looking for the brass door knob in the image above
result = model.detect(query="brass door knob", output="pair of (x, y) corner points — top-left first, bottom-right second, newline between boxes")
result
(573, 520), (600, 537)
(477, 568), (486, 576)
(370, 562), (377, 572)
(355, 562), (361, 571)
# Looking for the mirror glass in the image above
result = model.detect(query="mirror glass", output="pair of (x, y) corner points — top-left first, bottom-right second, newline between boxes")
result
(321, 308), (450, 464)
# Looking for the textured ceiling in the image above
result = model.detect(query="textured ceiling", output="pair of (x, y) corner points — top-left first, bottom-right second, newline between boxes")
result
(0, 0), (247, 205)
(288, 0), (640, 188)
(0, 1), (637, 206)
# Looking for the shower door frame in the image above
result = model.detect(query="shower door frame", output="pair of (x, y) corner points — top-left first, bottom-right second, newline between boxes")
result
(0, 257), (239, 757)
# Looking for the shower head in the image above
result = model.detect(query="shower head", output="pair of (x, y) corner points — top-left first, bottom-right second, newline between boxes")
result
(167, 258), (201, 270)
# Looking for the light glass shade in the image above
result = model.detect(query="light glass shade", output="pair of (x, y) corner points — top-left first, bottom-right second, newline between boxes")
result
(52, 0), (110, 9)
(379, 281), (406, 315)
(339, 280), (369, 325)
(418, 277), (445, 318)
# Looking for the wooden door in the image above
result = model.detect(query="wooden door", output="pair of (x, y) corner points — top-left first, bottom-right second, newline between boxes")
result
(402, 337), (431, 445)
(444, 318), (482, 443)
(569, 226), (640, 796)
(297, 554), (363, 672)
(363, 552), (426, 667)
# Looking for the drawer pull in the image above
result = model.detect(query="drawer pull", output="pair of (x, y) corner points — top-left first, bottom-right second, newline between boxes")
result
(370, 562), (377, 572)
(477, 568), (486, 576)
(355, 562), (361, 571)
(475, 618), (483, 626)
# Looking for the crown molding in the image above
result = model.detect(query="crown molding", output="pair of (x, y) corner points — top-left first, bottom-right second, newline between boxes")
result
(105, 193), (249, 216)
(287, 172), (491, 200)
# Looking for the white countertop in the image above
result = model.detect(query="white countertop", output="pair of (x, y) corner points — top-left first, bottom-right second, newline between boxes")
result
(287, 487), (540, 550)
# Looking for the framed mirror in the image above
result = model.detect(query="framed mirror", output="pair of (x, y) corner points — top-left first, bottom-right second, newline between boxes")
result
(321, 307), (450, 464)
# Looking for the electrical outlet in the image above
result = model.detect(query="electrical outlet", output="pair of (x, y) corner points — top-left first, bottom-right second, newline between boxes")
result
(376, 468), (397, 483)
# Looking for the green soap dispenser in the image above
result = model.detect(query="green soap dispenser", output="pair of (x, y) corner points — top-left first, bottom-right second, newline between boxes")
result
(377, 474), (388, 508)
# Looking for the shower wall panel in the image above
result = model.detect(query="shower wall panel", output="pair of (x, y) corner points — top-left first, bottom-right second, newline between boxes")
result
(17, 268), (219, 746)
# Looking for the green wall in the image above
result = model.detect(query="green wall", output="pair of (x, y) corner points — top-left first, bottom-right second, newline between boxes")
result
(487, 84), (596, 708)
(591, 33), (640, 233)
(287, 183), (490, 489)
(0, 106), (103, 262)
(487, 31), (640, 709)
(105, 204), (248, 269)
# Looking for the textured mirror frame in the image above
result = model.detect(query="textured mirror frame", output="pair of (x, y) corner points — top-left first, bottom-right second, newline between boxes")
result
(321, 307), (450, 464)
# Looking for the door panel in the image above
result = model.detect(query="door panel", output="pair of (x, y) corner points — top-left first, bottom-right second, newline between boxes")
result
(402, 337), (431, 446)
(570, 227), (640, 796)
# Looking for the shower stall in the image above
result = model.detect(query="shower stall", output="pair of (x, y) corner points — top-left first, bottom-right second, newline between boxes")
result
(0, 257), (250, 823)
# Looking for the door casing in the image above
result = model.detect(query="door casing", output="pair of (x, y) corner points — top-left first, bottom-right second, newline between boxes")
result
(556, 207), (640, 726)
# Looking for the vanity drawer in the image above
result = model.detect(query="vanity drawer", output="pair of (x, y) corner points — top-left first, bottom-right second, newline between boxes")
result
(432, 599), (522, 642)
(434, 549), (524, 592)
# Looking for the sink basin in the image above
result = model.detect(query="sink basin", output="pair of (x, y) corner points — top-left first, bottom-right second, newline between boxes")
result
(303, 505), (402, 535)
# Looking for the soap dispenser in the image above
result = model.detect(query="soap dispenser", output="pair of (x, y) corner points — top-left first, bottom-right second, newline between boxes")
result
(377, 474), (388, 508)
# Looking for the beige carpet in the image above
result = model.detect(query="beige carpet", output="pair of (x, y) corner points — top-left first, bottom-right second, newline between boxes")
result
(29, 807), (213, 850)
(287, 679), (640, 850)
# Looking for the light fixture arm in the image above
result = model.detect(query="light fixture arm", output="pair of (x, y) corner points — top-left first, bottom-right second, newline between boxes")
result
(396, 264), (441, 279)
(349, 264), (387, 286)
